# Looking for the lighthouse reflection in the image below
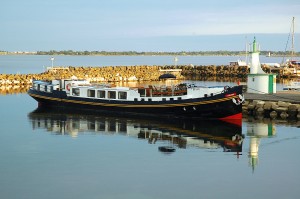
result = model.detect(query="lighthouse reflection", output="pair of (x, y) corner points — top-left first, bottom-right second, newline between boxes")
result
(245, 118), (276, 172)
(28, 108), (244, 155)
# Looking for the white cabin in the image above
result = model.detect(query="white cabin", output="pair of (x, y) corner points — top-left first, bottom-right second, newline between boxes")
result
(32, 79), (227, 102)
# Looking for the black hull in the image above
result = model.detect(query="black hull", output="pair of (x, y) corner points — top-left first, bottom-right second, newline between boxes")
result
(28, 85), (243, 120)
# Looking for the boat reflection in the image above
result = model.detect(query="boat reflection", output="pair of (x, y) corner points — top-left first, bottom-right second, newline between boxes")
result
(28, 108), (244, 155)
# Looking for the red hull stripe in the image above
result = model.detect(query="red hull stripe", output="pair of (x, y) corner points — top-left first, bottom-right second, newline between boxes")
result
(225, 93), (236, 97)
(220, 113), (242, 120)
(219, 113), (242, 126)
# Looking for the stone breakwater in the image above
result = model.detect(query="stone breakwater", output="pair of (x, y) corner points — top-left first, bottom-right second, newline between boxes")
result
(0, 66), (163, 85)
(0, 85), (30, 95)
(1, 64), (298, 87)
(243, 100), (300, 120)
(0, 65), (248, 86)
(180, 65), (249, 78)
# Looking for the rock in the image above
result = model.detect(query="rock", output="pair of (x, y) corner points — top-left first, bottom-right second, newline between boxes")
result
(242, 106), (248, 115)
(255, 107), (265, 115)
(271, 103), (279, 110)
(247, 104), (255, 110)
(263, 102), (275, 110)
(288, 104), (299, 111)
(275, 107), (288, 112)
(243, 100), (249, 106)
(270, 111), (278, 119)
(253, 100), (265, 107)
(280, 112), (289, 119)
(278, 101), (291, 107)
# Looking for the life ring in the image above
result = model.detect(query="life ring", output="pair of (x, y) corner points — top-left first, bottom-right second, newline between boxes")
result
(66, 83), (71, 91)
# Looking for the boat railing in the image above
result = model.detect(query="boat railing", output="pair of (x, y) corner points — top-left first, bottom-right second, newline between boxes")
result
(130, 85), (187, 97)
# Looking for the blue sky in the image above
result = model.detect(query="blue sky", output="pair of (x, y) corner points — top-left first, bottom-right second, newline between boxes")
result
(1, 0), (300, 51)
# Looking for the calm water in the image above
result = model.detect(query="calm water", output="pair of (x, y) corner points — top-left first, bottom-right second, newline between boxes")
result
(1, 93), (300, 199)
(0, 56), (300, 199)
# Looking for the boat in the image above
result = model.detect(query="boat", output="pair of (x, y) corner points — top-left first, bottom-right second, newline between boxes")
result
(28, 78), (244, 121)
(283, 79), (300, 91)
(229, 37), (250, 68)
(229, 60), (248, 67)
(281, 17), (300, 76)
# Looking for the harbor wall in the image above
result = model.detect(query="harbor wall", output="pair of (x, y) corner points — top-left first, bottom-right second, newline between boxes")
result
(0, 65), (298, 87)
(243, 100), (300, 120)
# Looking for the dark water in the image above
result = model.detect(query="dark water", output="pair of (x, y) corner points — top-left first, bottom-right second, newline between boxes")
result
(0, 93), (300, 199)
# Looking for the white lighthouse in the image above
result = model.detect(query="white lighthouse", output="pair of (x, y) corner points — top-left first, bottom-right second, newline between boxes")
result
(247, 37), (276, 94)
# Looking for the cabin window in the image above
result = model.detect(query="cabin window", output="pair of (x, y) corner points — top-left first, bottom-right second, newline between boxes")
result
(118, 123), (127, 132)
(134, 98), (138, 101)
(48, 86), (53, 92)
(162, 98), (166, 101)
(72, 88), (80, 96)
(138, 88), (146, 97)
(177, 97), (182, 100)
(108, 123), (116, 132)
(148, 98), (152, 101)
(88, 122), (95, 130)
(98, 122), (105, 131)
(210, 93), (213, 97)
(118, 91), (127, 99)
(97, 90), (106, 98)
(170, 98), (174, 101)
(72, 121), (79, 129)
(108, 91), (116, 99)
(141, 98), (145, 101)
(88, 90), (96, 97)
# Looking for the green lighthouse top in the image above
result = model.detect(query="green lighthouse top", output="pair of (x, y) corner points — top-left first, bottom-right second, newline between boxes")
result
(253, 37), (258, 53)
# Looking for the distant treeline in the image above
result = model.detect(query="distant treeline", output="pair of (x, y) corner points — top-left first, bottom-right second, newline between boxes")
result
(36, 50), (248, 56)
(36, 50), (300, 56)
(1, 50), (300, 56)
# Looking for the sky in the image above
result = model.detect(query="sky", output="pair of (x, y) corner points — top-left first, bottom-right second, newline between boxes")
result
(1, 0), (300, 52)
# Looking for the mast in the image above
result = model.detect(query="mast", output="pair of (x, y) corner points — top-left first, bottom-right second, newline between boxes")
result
(281, 17), (296, 65)
(245, 36), (248, 65)
(291, 17), (295, 60)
